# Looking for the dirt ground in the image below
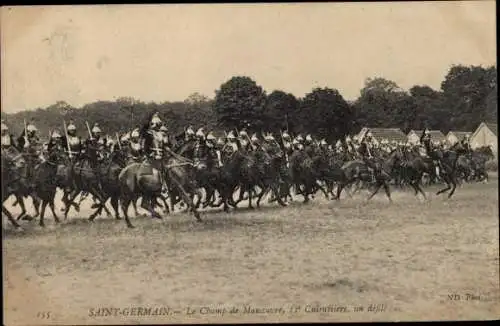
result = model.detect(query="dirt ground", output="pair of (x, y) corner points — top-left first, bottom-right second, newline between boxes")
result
(3, 177), (499, 324)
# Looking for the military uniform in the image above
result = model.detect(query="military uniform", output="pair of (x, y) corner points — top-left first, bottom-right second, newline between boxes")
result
(193, 128), (208, 169)
(225, 131), (239, 155)
(128, 129), (143, 162)
(239, 130), (251, 152)
(1, 121), (16, 152)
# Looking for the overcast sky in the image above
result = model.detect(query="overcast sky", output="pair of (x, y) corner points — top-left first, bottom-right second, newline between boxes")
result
(1, 2), (496, 113)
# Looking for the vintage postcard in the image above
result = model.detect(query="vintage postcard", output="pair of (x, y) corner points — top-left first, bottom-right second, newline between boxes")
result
(1, 2), (498, 324)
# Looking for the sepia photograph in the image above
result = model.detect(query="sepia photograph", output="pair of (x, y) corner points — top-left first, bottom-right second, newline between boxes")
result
(1, 2), (498, 324)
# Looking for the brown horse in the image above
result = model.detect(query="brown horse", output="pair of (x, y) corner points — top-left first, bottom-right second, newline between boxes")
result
(2, 148), (33, 228)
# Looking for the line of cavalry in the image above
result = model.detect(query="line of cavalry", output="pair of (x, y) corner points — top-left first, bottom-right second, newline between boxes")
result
(1, 112), (495, 230)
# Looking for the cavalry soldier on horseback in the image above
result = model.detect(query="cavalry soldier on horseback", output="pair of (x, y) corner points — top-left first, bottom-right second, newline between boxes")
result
(159, 125), (171, 149)
(250, 133), (261, 149)
(281, 131), (293, 155)
(17, 121), (40, 154)
(47, 129), (65, 153)
(193, 128), (208, 170)
(293, 135), (304, 150)
(319, 139), (328, 150)
(87, 123), (107, 161)
(140, 112), (165, 160)
(420, 128), (443, 178)
(65, 121), (83, 159)
(225, 131), (239, 155)
(185, 126), (196, 141)
(1, 120), (17, 152)
(127, 128), (143, 162)
(461, 134), (472, 153)
(304, 134), (315, 157)
(359, 131), (379, 180)
(239, 129), (251, 152)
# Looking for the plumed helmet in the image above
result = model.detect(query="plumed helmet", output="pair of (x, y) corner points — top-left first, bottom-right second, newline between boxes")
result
(305, 134), (313, 142)
(67, 121), (77, 131)
(424, 129), (430, 135)
(335, 140), (342, 148)
(151, 112), (162, 125)
(196, 127), (205, 138)
(320, 139), (327, 146)
(186, 126), (195, 136)
(292, 138), (300, 145)
(239, 130), (248, 137)
(51, 130), (62, 138)
(251, 133), (259, 142)
(206, 132), (216, 141)
(121, 132), (130, 142)
(227, 131), (236, 140)
(345, 135), (351, 142)
(131, 128), (140, 138)
(1, 120), (8, 131)
(160, 125), (168, 132)
(27, 123), (38, 132)
(295, 135), (304, 142)
(265, 133), (275, 141)
(282, 131), (291, 139)
(92, 123), (102, 134)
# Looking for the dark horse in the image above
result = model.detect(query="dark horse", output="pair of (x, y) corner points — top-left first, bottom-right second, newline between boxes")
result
(423, 140), (463, 198)
(32, 149), (65, 226)
(2, 148), (31, 228)
(335, 149), (402, 202)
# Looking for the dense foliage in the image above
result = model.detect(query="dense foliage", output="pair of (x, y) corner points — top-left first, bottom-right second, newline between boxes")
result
(1, 64), (496, 142)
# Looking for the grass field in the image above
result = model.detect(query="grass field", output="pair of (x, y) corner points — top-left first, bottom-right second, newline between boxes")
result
(3, 177), (499, 324)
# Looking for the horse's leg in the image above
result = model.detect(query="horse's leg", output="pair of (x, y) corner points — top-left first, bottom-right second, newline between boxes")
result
(366, 180), (383, 201)
(256, 183), (269, 208)
(436, 173), (451, 195)
(133, 197), (140, 216)
(202, 186), (213, 208)
(121, 196), (135, 228)
(414, 180), (427, 200)
(109, 195), (121, 219)
(270, 181), (288, 207)
(149, 195), (162, 219)
(30, 194), (40, 218)
(158, 194), (170, 214)
(48, 195), (61, 223)
(248, 183), (254, 209)
(447, 174), (457, 198)
(15, 195), (29, 221)
(382, 181), (392, 203)
(64, 189), (80, 219)
(172, 177), (201, 221)
(3, 204), (21, 228)
(39, 200), (49, 227)
(88, 186), (109, 221)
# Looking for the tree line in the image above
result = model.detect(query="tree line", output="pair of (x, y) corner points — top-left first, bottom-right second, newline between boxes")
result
(1, 64), (496, 143)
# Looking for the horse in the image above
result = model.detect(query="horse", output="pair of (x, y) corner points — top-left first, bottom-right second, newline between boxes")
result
(2, 148), (33, 228)
(335, 149), (400, 202)
(424, 141), (463, 198)
(62, 144), (109, 219)
(87, 149), (129, 221)
(162, 148), (202, 220)
(390, 147), (427, 200)
(31, 149), (64, 226)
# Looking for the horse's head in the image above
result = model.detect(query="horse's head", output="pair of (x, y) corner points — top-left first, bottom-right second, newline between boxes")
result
(476, 146), (495, 160)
